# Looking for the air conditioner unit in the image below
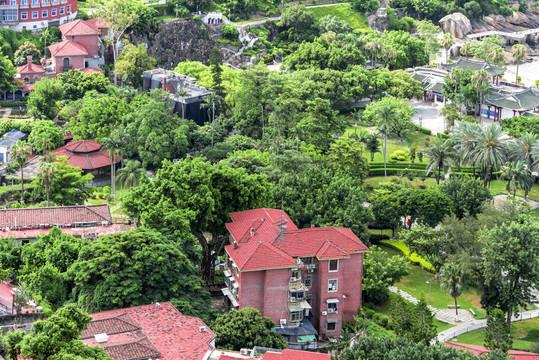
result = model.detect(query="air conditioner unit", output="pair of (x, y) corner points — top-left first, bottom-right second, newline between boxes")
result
(308, 268), (314, 273)
(240, 349), (253, 356)
(280, 319), (287, 325)
(290, 297), (296, 302)
(322, 311), (327, 316)
(199, 326), (206, 332)
(290, 277), (297, 282)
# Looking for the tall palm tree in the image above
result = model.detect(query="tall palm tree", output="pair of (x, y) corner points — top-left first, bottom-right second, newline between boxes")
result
(41, 28), (49, 58)
(510, 132), (538, 169)
(10, 141), (32, 202)
(364, 134), (381, 162)
(489, 46), (504, 67)
(177, 88), (190, 123)
(471, 124), (508, 187)
(451, 122), (481, 176)
(441, 33), (455, 63)
(365, 39), (384, 65)
(375, 107), (398, 177)
(37, 160), (56, 206)
(511, 44), (527, 84)
(100, 136), (122, 200)
(116, 160), (145, 198)
(460, 42), (472, 59)
(440, 263), (464, 316)
(501, 161), (533, 199)
(471, 70), (490, 124)
(425, 137), (458, 184)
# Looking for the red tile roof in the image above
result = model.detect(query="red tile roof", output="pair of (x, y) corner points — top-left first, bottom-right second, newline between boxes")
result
(0, 204), (111, 230)
(0, 223), (134, 240)
(262, 349), (330, 360)
(81, 302), (216, 360)
(59, 19), (100, 36)
(80, 67), (104, 75)
(49, 40), (88, 57)
(225, 209), (368, 271)
(54, 140), (120, 170)
(17, 61), (45, 75)
(445, 342), (539, 359)
(86, 17), (109, 29)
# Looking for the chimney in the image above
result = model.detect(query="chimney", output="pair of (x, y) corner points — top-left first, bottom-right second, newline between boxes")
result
(26, 55), (32, 64)
(233, 242), (238, 249)
(311, 224), (315, 228)
(162, 76), (166, 91)
(250, 228), (255, 237)
(155, 302), (161, 309)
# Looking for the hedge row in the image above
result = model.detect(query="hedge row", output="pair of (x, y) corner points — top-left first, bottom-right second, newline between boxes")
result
(369, 162), (427, 170)
(415, 125), (432, 135)
(380, 239), (436, 273)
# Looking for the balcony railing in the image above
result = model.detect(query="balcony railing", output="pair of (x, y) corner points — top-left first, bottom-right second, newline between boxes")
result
(59, 0), (66, 4)
(41, 1), (50, 6)
(0, 4), (18, 8)
(19, 2), (29, 7)
(30, 2), (40, 8)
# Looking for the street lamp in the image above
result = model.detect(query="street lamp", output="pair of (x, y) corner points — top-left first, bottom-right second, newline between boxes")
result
(418, 115), (423, 127)
(426, 279), (432, 302)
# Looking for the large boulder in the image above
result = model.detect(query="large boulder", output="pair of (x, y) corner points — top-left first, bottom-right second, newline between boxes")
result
(439, 12), (473, 38)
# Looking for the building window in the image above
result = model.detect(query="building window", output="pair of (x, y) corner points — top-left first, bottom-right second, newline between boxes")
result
(328, 302), (338, 313)
(301, 257), (313, 265)
(32, 0), (38, 4)
(23, 77), (29, 83)
(329, 259), (339, 272)
(304, 275), (312, 288)
(21, 0), (27, 4)
(10, 0), (16, 5)
(51, 8), (56, 15)
(32, 10), (38, 18)
(66, 4), (70, 12)
(59, 6), (64, 13)
(328, 279), (338, 292)
(327, 320), (337, 332)
(42, 9), (47, 17)
(291, 269), (300, 280)
(42, 0), (48, 3)
(21, 11), (28, 18)
(290, 311), (302, 322)
(4, 9), (17, 21)
(290, 291), (304, 300)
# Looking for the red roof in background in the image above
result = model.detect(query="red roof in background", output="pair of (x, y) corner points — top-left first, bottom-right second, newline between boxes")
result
(219, 356), (246, 360)
(0, 204), (111, 230)
(80, 67), (104, 75)
(49, 39), (88, 57)
(262, 349), (330, 360)
(17, 61), (45, 75)
(0, 223), (134, 240)
(59, 19), (100, 36)
(54, 140), (120, 170)
(81, 302), (216, 360)
(63, 134), (74, 141)
(445, 342), (539, 359)
(86, 17), (109, 29)
(225, 209), (368, 271)
(22, 84), (34, 91)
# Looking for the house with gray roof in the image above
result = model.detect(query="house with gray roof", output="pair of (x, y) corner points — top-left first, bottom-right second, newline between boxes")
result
(441, 58), (506, 83)
(0, 129), (27, 164)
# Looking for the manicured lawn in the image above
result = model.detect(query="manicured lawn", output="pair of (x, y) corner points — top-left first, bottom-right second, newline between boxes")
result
(156, 15), (178, 21)
(451, 318), (539, 351)
(77, 0), (90, 8)
(379, 245), (482, 313)
(530, 208), (539, 218)
(306, 4), (369, 29)
(364, 176), (437, 191)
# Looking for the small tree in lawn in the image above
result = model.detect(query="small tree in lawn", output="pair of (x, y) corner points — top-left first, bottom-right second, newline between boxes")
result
(440, 262), (464, 316)
(116, 160), (145, 198)
(10, 141), (32, 202)
(484, 306), (512, 352)
(410, 297), (437, 343)
(364, 134), (381, 162)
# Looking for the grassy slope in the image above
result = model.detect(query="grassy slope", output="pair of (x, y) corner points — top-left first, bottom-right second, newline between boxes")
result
(451, 318), (539, 351)
(306, 4), (369, 29)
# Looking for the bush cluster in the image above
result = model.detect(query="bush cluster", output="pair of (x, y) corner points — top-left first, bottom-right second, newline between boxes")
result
(380, 239), (435, 273)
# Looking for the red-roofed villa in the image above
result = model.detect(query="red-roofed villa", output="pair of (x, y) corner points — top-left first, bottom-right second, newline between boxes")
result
(223, 208), (369, 348)
(446, 342), (539, 359)
(53, 139), (120, 186)
(81, 302), (216, 360)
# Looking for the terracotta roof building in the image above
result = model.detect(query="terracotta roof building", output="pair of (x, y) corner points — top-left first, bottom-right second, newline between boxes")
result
(53, 139), (120, 186)
(446, 342), (539, 359)
(223, 208), (369, 348)
(262, 349), (330, 360)
(81, 302), (216, 360)
(16, 56), (46, 84)
(0, 204), (132, 243)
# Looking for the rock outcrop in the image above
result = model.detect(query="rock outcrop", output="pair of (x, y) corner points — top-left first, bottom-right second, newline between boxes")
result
(439, 13), (472, 38)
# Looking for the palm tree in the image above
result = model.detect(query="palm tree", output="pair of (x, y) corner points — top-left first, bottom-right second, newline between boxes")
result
(440, 262), (464, 316)
(37, 160), (56, 206)
(10, 141), (32, 202)
(100, 136), (122, 200)
(41, 28), (49, 58)
(489, 46), (504, 67)
(364, 134), (381, 162)
(375, 107), (399, 177)
(511, 44), (527, 84)
(510, 133), (538, 169)
(177, 88), (190, 123)
(451, 122), (481, 176)
(441, 33), (455, 63)
(471, 124), (508, 187)
(425, 137), (458, 184)
(460, 42), (472, 59)
(501, 160), (533, 199)
(365, 39), (384, 65)
(116, 160), (145, 198)
(471, 70), (490, 124)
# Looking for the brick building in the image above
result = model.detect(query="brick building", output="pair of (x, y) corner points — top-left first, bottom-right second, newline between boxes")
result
(222, 208), (369, 347)
(0, 0), (76, 32)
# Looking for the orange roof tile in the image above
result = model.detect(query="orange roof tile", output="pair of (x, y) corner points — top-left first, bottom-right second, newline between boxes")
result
(59, 19), (100, 36)
(86, 17), (109, 29)
(225, 241), (296, 271)
(17, 61), (45, 74)
(49, 40), (88, 57)
(263, 349), (330, 360)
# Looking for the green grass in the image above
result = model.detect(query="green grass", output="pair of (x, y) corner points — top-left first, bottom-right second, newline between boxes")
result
(530, 208), (539, 218)
(378, 245), (482, 313)
(451, 318), (539, 351)
(77, 0), (90, 8)
(305, 3), (369, 29)
(155, 15), (178, 21)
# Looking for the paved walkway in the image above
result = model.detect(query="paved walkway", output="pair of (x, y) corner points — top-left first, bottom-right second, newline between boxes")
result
(408, 100), (445, 135)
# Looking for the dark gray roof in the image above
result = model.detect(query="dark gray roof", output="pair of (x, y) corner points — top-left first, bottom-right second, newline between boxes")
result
(441, 58), (506, 77)
(486, 88), (539, 111)
(407, 67), (446, 93)
(0, 129), (27, 148)
(274, 318), (318, 336)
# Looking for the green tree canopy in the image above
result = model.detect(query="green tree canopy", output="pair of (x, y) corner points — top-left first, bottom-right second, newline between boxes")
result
(13, 41), (40, 66)
(27, 78), (64, 119)
(484, 306), (512, 352)
(56, 70), (109, 101)
(212, 308), (287, 351)
(439, 176), (492, 218)
(115, 43), (156, 88)
(27, 120), (63, 154)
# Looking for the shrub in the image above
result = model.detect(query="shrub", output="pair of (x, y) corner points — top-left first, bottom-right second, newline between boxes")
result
(530, 343), (539, 354)
(415, 125), (432, 135)
(380, 239), (435, 273)
(390, 150), (407, 161)
(372, 313), (389, 328)
(221, 23), (238, 38)
(193, 15), (201, 20)
(369, 233), (390, 244)
(525, 329), (539, 342)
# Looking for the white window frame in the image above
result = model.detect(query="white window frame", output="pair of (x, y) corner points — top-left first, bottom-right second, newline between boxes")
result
(42, 9), (47, 17)
(326, 319), (337, 332)
(32, 10), (38, 18)
(328, 302), (338, 313)
(328, 279), (338, 293)
(66, 4), (70, 12)
(10, 0), (16, 5)
(59, 6), (64, 14)
(304, 275), (312, 288)
(21, 0), (28, 4)
(21, 11), (28, 19)
(328, 259), (339, 272)
(290, 311), (302, 322)
(51, 8), (56, 15)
